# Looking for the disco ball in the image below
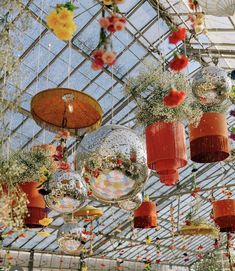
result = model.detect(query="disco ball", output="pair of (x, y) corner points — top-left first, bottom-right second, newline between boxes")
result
(118, 193), (143, 211)
(192, 66), (232, 106)
(76, 125), (149, 204)
(44, 171), (87, 214)
(57, 222), (87, 254)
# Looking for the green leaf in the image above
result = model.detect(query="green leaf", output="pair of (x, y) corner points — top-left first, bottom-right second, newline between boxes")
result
(63, 2), (77, 11)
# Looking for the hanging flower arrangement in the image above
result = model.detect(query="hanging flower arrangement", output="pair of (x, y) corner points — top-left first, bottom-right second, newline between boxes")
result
(169, 54), (189, 72)
(168, 27), (186, 45)
(91, 1), (126, 70)
(46, 2), (77, 41)
(125, 64), (202, 126)
(189, 13), (206, 34)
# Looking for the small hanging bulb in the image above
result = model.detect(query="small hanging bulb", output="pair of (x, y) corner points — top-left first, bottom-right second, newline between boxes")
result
(68, 103), (74, 113)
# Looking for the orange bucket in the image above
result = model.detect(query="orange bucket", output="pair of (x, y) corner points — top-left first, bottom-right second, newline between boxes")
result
(213, 199), (235, 232)
(20, 182), (47, 228)
(146, 121), (187, 185)
(134, 200), (157, 228)
(189, 112), (230, 163)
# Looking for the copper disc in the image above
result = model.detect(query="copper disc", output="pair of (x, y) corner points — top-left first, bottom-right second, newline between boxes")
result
(31, 88), (103, 136)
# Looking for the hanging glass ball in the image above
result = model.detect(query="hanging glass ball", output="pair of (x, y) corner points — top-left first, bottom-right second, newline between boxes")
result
(118, 193), (143, 211)
(197, 0), (235, 17)
(76, 125), (149, 204)
(44, 171), (87, 214)
(57, 222), (87, 254)
(192, 66), (232, 106)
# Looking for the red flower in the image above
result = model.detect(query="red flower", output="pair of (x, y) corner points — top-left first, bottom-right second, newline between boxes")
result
(93, 169), (100, 178)
(188, 0), (199, 10)
(88, 191), (93, 196)
(169, 54), (189, 72)
(163, 88), (186, 108)
(197, 245), (204, 250)
(84, 177), (90, 183)
(168, 28), (186, 45)
(57, 161), (71, 172)
(185, 220), (191, 226)
(116, 159), (123, 166)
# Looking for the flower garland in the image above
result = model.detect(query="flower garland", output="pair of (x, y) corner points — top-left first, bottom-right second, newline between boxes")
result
(46, 2), (77, 41)
(91, 0), (126, 70)
(125, 64), (203, 126)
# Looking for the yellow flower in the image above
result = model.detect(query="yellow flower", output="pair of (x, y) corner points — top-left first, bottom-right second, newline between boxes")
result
(102, 0), (113, 5)
(46, 10), (60, 30)
(54, 25), (73, 41)
(39, 217), (53, 227)
(57, 7), (73, 24)
(37, 231), (50, 237)
(64, 20), (77, 33)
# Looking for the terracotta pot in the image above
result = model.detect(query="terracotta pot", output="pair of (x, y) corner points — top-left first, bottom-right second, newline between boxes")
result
(134, 200), (157, 228)
(146, 122), (187, 186)
(189, 112), (230, 163)
(213, 199), (235, 232)
(20, 182), (47, 228)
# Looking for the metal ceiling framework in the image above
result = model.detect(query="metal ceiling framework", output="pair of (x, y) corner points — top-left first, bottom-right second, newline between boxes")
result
(1, 0), (235, 270)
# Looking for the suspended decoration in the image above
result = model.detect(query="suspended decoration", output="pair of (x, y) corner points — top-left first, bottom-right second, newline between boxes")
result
(44, 171), (87, 214)
(57, 222), (87, 254)
(0, 184), (28, 230)
(76, 125), (149, 203)
(74, 205), (103, 220)
(91, 0), (126, 70)
(124, 64), (202, 127)
(189, 112), (230, 163)
(179, 198), (219, 238)
(46, 2), (77, 41)
(213, 199), (235, 232)
(168, 27), (186, 45)
(197, 0), (235, 17)
(169, 54), (189, 72)
(118, 193), (143, 211)
(146, 122), (187, 186)
(31, 88), (103, 136)
(133, 197), (157, 229)
(20, 182), (48, 228)
(192, 66), (232, 106)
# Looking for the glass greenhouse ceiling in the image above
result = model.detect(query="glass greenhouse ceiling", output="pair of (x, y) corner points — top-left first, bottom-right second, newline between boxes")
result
(2, 0), (235, 269)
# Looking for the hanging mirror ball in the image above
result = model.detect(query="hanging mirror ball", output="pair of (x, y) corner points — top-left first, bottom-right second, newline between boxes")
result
(118, 193), (143, 211)
(44, 171), (87, 214)
(192, 66), (232, 106)
(57, 222), (87, 254)
(76, 125), (149, 204)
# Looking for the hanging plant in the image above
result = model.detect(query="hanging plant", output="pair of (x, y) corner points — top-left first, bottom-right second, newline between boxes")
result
(46, 1), (77, 41)
(125, 64), (202, 126)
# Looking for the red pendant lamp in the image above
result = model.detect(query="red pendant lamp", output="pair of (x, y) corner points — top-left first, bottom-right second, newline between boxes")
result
(134, 197), (157, 229)
(213, 199), (235, 232)
(189, 112), (230, 163)
(20, 182), (48, 228)
(145, 121), (187, 186)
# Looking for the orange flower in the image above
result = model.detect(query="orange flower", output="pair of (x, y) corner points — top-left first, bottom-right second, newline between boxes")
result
(102, 51), (116, 65)
(46, 10), (60, 30)
(54, 26), (73, 41)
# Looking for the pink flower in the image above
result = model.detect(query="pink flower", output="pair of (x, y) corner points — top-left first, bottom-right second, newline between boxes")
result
(102, 51), (116, 65)
(99, 17), (110, 28)
(114, 21), (125, 31)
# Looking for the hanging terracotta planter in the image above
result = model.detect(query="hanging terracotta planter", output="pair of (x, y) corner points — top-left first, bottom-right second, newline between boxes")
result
(189, 112), (230, 163)
(145, 121), (187, 186)
(213, 199), (235, 232)
(134, 199), (157, 228)
(20, 182), (47, 228)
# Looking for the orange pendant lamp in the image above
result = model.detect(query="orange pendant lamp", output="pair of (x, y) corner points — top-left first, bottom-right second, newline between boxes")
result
(189, 112), (230, 163)
(20, 182), (48, 228)
(213, 199), (235, 232)
(134, 197), (157, 228)
(146, 122), (187, 186)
